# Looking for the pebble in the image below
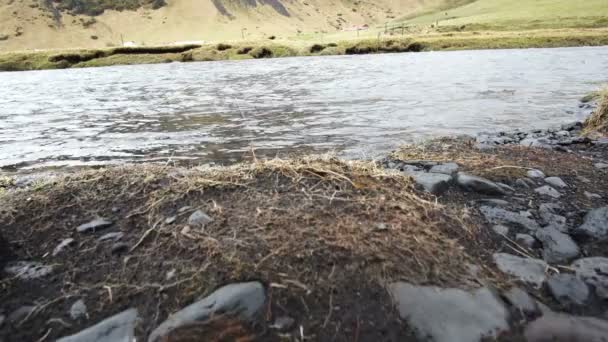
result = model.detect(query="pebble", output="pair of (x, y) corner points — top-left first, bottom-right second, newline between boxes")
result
(98, 232), (124, 242)
(57, 308), (139, 342)
(455, 173), (506, 196)
(534, 185), (561, 199)
(544, 177), (567, 188)
(165, 216), (176, 225)
(493, 253), (547, 287)
(527, 169), (546, 178)
(388, 283), (509, 342)
(407, 171), (453, 195)
(270, 316), (296, 332)
(504, 287), (540, 316)
(524, 314), (608, 342)
(491, 225), (509, 236)
(594, 162), (608, 170)
(571, 257), (608, 299)
(516, 178), (531, 189)
(480, 206), (541, 231)
(4, 261), (53, 280)
(429, 162), (459, 175)
(547, 274), (589, 306)
(70, 299), (88, 320)
(574, 206), (608, 240)
(52, 238), (75, 256)
(76, 218), (113, 233)
(187, 210), (214, 228)
(535, 227), (580, 263)
(584, 191), (602, 200)
(539, 204), (567, 232)
(111, 242), (129, 254)
(148, 281), (266, 342)
(516, 234), (536, 249)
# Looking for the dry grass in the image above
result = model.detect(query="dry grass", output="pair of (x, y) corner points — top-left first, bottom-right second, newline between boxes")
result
(584, 87), (608, 134)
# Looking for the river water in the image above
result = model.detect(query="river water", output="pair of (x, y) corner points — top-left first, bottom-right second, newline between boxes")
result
(1, 46), (607, 170)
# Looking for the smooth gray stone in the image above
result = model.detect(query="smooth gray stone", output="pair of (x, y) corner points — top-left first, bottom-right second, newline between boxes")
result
(545, 177), (567, 188)
(547, 274), (589, 306)
(492, 225), (509, 236)
(496, 182), (515, 193)
(408, 171), (453, 195)
(574, 207), (608, 240)
(534, 186), (561, 199)
(148, 282), (266, 342)
(4, 261), (53, 280)
(524, 314), (608, 342)
(187, 210), (214, 228)
(429, 162), (459, 175)
(539, 205), (567, 232)
(571, 257), (608, 299)
(480, 206), (541, 231)
(52, 238), (75, 256)
(527, 169), (546, 178)
(77, 218), (113, 233)
(70, 299), (88, 320)
(493, 253), (547, 287)
(57, 308), (138, 342)
(536, 227), (580, 263)
(504, 287), (540, 316)
(516, 234), (536, 249)
(456, 173), (506, 196)
(516, 178), (531, 189)
(388, 283), (509, 342)
(594, 162), (608, 170)
(98, 232), (124, 242)
(584, 191), (602, 200)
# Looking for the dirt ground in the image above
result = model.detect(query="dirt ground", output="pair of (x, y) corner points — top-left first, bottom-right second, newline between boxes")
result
(1, 138), (607, 341)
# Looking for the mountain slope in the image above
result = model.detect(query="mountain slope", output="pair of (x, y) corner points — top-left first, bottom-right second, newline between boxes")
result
(0, 0), (444, 51)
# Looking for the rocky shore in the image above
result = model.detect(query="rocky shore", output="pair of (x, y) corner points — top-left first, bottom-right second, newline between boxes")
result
(2, 111), (608, 341)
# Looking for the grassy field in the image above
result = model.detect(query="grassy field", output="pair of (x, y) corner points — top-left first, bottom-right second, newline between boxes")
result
(402, 0), (608, 30)
(1, 27), (607, 71)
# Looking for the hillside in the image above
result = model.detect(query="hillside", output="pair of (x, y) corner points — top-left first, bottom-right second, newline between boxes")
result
(0, 0), (445, 51)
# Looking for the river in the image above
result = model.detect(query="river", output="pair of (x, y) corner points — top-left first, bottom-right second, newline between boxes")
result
(1, 46), (607, 170)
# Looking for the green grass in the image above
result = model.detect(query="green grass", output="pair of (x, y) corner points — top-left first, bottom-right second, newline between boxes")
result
(403, 0), (608, 31)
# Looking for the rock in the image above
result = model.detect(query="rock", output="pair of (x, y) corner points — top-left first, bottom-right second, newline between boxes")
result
(571, 257), (608, 299)
(516, 178), (532, 189)
(70, 299), (88, 320)
(455, 173), (506, 196)
(98, 232), (124, 242)
(493, 253), (547, 287)
(536, 227), (579, 263)
(270, 316), (295, 332)
(111, 242), (129, 254)
(388, 283), (508, 342)
(504, 287), (540, 316)
(187, 210), (214, 228)
(57, 308), (139, 342)
(521, 138), (552, 149)
(400, 164), (422, 173)
(492, 225), (509, 236)
(516, 234), (536, 249)
(8, 306), (35, 323)
(527, 169), (546, 178)
(429, 162), (459, 175)
(165, 216), (176, 225)
(4, 261), (53, 280)
(496, 182), (515, 193)
(148, 282), (266, 342)
(574, 207), (608, 240)
(406, 171), (452, 195)
(52, 238), (75, 256)
(480, 206), (541, 231)
(584, 191), (602, 200)
(594, 162), (608, 170)
(524, 314), (608, 342)
(534, 186), (561, 199)
(76, 218), (113, 233)
(545, 177), (567, 188)
(539, 206), (567, 232)
(475, 199), (511, 207)
(547, 274), (589, 306)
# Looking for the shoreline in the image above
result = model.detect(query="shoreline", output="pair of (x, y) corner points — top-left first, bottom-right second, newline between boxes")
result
(1, 94), (608, 341)
(1, 28), (608, 72)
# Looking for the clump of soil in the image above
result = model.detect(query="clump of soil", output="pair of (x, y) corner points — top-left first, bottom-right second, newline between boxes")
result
(0, 157), (488, 341)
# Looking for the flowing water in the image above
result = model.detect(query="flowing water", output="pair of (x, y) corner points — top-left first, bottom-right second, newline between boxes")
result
(1, 46), (607, 170)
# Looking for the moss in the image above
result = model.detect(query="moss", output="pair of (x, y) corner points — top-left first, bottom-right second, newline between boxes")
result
(216, 43), (232, 51)
(249, 46), (273, 58)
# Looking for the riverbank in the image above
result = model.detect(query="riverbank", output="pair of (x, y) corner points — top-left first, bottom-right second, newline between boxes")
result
(1, 27), (608, 72)
(1, 94), (608, 341)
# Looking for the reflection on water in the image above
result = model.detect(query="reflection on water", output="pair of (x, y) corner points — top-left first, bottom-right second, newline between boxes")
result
(0, 46), (607, 169)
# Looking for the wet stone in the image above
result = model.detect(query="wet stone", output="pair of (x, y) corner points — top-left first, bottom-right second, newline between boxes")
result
(574, 206), (608, 240)
(148, 281), (266, 342)
(76, 218), (113, 233)
(493, 253), (547, 287)
(547, 274), (589, 306)
(187, 210), (214, 228)
(536, 227), (579, 263)
(57, 308), (139, 342)
(571, 257), (608, 299)
(4, 261), (53, 280)
(480, 206), (541, 231)
(455, 173), (506, 196)
(389, 283), (509, 342)
(535, 186), (561, 199)
(52, 238), (75, 256)
(70, 299), (88, 320)
(524, 314), (608, 342)
(429, 162), (459, 175)
(544, 177), (567, 188)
